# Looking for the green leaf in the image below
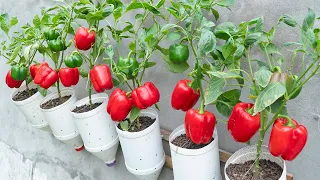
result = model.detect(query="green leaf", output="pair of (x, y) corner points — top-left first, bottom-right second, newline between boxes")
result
(270, 99), (288, 115)
(105, 45), (114, 59)
(204, 77), (225, 105)
(214, 22), (237, 40)
(156, 0), (165, 8)
(113, 6), (123, 20)
(0, 13), (9, 34)
(208, 71), (242, 79)
(253, 82), (286, 115)
(10, 16), (18, 27)
(159, 51), (190, 73)
(7, 44), (22, 64)
(211, 8), (219, 21)
(198, 29), (216, 55)
(217, 0), (235, 7)
(79, 68), (88, 78)
(130, 106), (141, 123)
(280, 15), (297, 27)
(216, 89), (241, 117)
(33, 15), (41, 28)
(166, 7), (180, 18)
(263, 43), (280, 54)
(254, 66), (272, 88)
(302, 8), (315, 31)
(245, 32), (262, 46)
(167, 32), (181, 41)
(80, 0), (92, 4)
(135, 13), (144, 20)
(120, 121), (129, 131)
(222, 39), (236, 60)
(154, 103), (160, 111)
(126, 0), (160, 15)
(144, 62), (156, 68)
(37, 85), (47, 97)
(160, 24), (183, 34)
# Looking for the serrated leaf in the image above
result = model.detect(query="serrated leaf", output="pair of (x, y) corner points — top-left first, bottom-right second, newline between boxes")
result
(167, 32), (181, 41)
(208, 71), (241, 79)
(38, 85), (47, 97)
(253, 82), (286, 115)
(254, 67), (272, 88)
(130, 106), (141, 122)
(198, 29), (216, 55)
(204, 77), (225, 105)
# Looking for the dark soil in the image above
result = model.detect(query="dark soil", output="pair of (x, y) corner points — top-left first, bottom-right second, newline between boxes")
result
(40, 95), (71, 110)
(12, 89), (38, 101)
(72, 102), (103, 113)
(226, 159), (283, 180)
(118, 116), (156, 132)
(171, 134), (214, 149)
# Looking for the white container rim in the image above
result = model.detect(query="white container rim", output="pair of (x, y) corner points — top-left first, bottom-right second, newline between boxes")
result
(30, 122), (49, 129)
(70, 93), (109, 119)
(115, 108), (159, 139)
(53, 131), (79, 141)
(126, 152), (166, 175)
(169, 124), (218, 156)
(85, 135), (119, 152)
(11, 82), (41, 106)
(40, 88), (75, 112)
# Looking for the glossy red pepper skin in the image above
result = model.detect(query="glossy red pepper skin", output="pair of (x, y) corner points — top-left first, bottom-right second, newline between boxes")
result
(227, 102), (260, 143)
(107, 88), (133, 121)
(30, 62), (49, 79)
(5, 70), (23, 88)
(74, 27), (96, 50)
(171, 79), (200, 111)
(269, 118), (308, 161)
(34, 65), (59, 89)
(131, 82), (160, 109)
(59, 68), (79, 87)
(185, 109), (216, 144)
(90, 65), (113, 93)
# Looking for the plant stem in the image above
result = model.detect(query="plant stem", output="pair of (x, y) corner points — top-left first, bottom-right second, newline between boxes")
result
(88, 79), (93, 109)
(125, 81), (133, 91)
(57, 79), (62, 99)
(254, 109), (267, 177)
(132, 79), (136, 89)
(246, 49), (259, 95)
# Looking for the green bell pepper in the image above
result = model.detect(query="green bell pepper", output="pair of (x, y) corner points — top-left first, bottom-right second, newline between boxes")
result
(11, 65), (28, 81)
(169, 44), (189, 64)
(64, 53), (83, 68)
(48, 39), (67, 52)
(117, 57), (139, 79)
(44, 29), (60, 40)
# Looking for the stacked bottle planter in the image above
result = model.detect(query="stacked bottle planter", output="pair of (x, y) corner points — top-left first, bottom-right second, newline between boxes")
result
(116, 108), (165, 180)
(40, 88), (84, 151)
(71, 93), (119, 166)
(169, 125), (221, 180)
(11, 82), (51, 132)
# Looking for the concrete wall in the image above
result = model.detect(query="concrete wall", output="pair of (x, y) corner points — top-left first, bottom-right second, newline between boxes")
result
(0, 0), (320, 179)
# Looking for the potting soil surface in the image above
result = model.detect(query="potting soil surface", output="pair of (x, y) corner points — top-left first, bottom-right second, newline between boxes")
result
(226, 159), (283, 180)
(12, 88), (38, 101)
(72, 102), (103, 113)
(40, 95), (71, 109)
(171, 134), (214, 149)
(118, 116), (156, 132)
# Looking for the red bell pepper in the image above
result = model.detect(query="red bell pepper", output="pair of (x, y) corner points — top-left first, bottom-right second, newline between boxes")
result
(227, 102), (260, 143)
(34, 65), (59, 89)
(269, 117), (308, 161)
(171, 79), (200, 111)
(131, 82), (160, 109)
(30, 62), (49, 79)
(5, 70), (23, 88)
(90, 65), (113, 92)
(107, 88), (133, 121)
(185, 109), (216, 144)
(74, 27), (96, 51)
(59, 68), (79, 87)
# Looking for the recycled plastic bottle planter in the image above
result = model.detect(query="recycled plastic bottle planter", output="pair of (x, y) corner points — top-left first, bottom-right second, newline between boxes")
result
(169, 124), (221, 180)
(40, 88), (84, 151)
(71, 93), (119, 166)
(224, 145), (286, 180)
(116, 108), (165, 180)
(11, 82), (51, 132)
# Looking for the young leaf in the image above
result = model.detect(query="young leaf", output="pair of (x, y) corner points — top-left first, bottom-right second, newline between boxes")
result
(0, 13), (9, 34)
(160, 24), (184, 35)
(217, 0), (236, 7)
(120, 121), (129, 131)
(280, 15), (298, 27)
(167, 32), (181, 41)
(253, 82), (286, 115)
(204, 77), (225, 105)
(198, 29), (216, 55)
(126, 0), (160, 15)
(10, 16), (18, 27)
(245, 32), (262, 46)
(254, 66), (272, 88)
(216, 89), (241, 117)
(302, 8), (315, 32)
(156, 0), (165, 8)
(113, 6), (123, 20)
(130, 106), (141, 123)
(208, 71), (242, 79)
(80, 0), (92, 4)
(105, 45), (114, 59)
(33, 15), (41, 28)
(222, 38), (236, 60)
(7, 44), (22, 64)
(211, 8), (220, 21)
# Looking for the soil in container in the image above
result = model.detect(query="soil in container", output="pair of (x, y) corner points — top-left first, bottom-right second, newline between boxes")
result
(226, 159), (283, 180)
(118, 116), (156, 132)
(72, 102), (103, 113)
(12, 88), (38, 101)
(171, 134), (214, 149)
(41, 95), (71, 109)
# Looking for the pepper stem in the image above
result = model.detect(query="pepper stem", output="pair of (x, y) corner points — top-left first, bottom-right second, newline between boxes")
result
(254, 109), (267, 178)
(57, 79), (62, 100)
(278, 114), (295, 128)
(198, 80), (205, 114)
(88, 80), (93, 109)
